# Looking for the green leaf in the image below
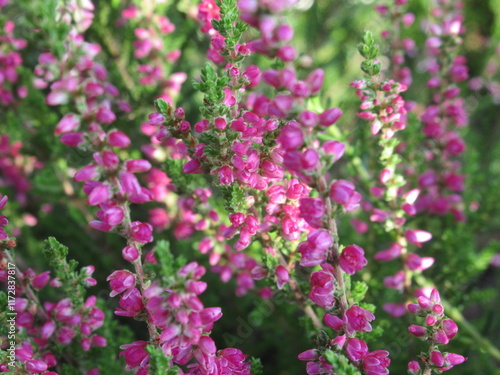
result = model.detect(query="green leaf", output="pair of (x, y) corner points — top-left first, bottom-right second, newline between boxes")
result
(351, 281), (369, 303)
(155, 98), (170, 116)
(323, 350), (361, 375)
(146, 345), (180, 374)
(250, 357), (263, 375)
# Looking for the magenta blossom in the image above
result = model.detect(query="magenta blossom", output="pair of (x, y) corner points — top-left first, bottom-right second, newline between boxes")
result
(107, 270), (136, 298)
(345, 338), (368, 362)
(339, 244), (367, 275)
(363, 350), (390, 375)
(345, 305), (375, 333)
(119, 341), (149, 370)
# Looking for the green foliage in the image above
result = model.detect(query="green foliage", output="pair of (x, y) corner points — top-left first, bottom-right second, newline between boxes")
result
(151, 240), (186, 280)
(350, 281), (369, 304)
(42, 237), (87, 306)
(164, 158), (204, 195)
(155, 98), (171, 118)
(220, 183), (248, 213)
(250, 357), (264, 375)
(323, 350), (361, 375)
(146, 345), (180, 374)
(358, 31), (381, 76)
(212, 0), (248, 57)
(193, 62), (230, 119)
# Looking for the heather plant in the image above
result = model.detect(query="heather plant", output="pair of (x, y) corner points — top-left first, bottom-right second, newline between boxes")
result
(1, 0), (500, 374)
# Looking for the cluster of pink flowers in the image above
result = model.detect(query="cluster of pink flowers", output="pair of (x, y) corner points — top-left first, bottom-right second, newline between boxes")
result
(0, 0), (475, 372)
(120, 2), (186, 102)
(0, 195), (105, 374)
(407, 288), (466, 374)
(414, 0), (468, 221)
(0, 6), (28, 106)
(28, 2), (254, 373)
(353, 74), (435, 317)
(149, 0), (392, 370)
(116, 259), (251, 375)
(0, 135), (41, 207)
(375, 0), (416, 88)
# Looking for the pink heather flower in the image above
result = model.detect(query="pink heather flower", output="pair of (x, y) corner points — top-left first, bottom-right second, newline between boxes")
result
(25, 359), (48, 373)
(55, 114), (80, 135)
(351, 218), (368, 234)
(276, 24), (294, 42)
(182, 158), (203, 174)
(243, 65), (261, 87)
(305, 69), (325, 94)
(61, 132), (85, 147)
(345, 338), (368, 362)
(384, 271), (405, 290)
(0, 195), (8, 210)
(339, 245), (367, 275)
(362, 350), (390, 375)
(148, 112), (165, 126)
(408, 324), (427, 337)
(96, 107), (116, 124)
(323, 313), (343, 332)
(405, 230), (432, 246)
(383, 303), (407, 317)
(374, 243), (402, 261)
(322, 140), (345, 162)
(309, 270), (335, 309)
(101, 206), (124, 227)
(446, 137), (465, 155)
(130, 221), (153, 243)
(433, 329), (450, 345)
(319, 108), (342, 127)
(299, 110), (319, 127)
(277, 121), (304, 150)
(407, 253), (434, 271)
(299, 198), (325, 228)
(107, 270), (136, 298)
(441, 319), (458, 339)
(88, 184), (112, 206)
(275, 265), (289, 289)
(329, 180), (356, 206)
(75, 165), (99, 182)
(298, 229), (333, 267)
(122, 246), (140, 262)
(32, 271), (51, 289)
(445, 353), (467, 366)
(298, 349), (319, 361)
(115, 289), (145, 317)
(125, 159), (152, 173)
(408, 361), (420, 374)
(301, 149), (320, 170)
(119, 341), (149, 370)
(41, 320), (56, 340)
(262, 69), (280, 87)
(430, 350), (445, 367)
(345, 306), (375, 332)
(277, 45), (296, 62)
(268, 94), (294, 118)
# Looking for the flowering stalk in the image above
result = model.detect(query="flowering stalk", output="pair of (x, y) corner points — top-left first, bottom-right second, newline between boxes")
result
(119, 0), (187, 102)
(353, 31), (434, 316)
(150, 0), (392, 373)
(407, 288), (466, 374)
(0, 4), (28, 107)
(375, 0), (416, 87)
(414, 0), (468, 221)
(34, 1), (254, 373)
(0, 195), (106, 374)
